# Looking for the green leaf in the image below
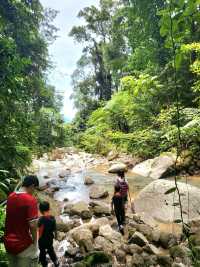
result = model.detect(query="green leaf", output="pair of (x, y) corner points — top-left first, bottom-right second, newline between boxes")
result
(165, 187), (176, 194)
(0, 170), (9, 174)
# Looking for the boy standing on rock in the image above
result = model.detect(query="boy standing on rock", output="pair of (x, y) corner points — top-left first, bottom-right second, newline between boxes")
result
(38, 201), (59, 267)
(111, 184), (125, 235)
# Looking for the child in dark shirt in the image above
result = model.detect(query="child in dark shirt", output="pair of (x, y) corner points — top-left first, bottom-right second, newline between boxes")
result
(111, 184), (125, 235)
(38, 201), (59, 267)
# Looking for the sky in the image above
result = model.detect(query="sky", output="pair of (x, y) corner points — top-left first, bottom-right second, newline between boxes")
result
(40, 0), (99, 121)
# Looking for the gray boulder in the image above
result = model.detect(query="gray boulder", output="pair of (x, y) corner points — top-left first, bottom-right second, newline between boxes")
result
(134, 179), (200, 223)
(108, 163), (127, 173)
(89, 185), (109, 199)
(70, 201), (92, 219)
(132, 153), (175, 179)
(90, 202), (111, 216)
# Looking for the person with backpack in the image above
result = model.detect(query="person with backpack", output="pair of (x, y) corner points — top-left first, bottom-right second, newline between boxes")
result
(38, 201), (59, 267)
(4, 175), (39, 267)
(111, 184), (125, 235)
(115, 170), (129, 205)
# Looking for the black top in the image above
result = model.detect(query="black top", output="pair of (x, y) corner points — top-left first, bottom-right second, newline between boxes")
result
(112, 194), (124, 212)
(38, 215), (56, 246)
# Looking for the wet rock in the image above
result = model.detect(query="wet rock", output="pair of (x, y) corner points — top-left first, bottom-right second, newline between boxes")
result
(88, 217), (110, 236)
(57, 220), (81, 233)
(132, 153), (175, 179)
(70, 201), (92, 219)
(89, 185), (109, 199)
(98, 224), (123, 250)
(90, 202), (110, 216)
(108, 163), (127, 173)
(71, 228), (94, 253)
(84, 176), (94, 185)
(129, 231), (149, 247)
(134, 179), (200, 223)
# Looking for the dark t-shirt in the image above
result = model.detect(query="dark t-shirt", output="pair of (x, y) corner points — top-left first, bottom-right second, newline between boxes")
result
(38, 215), (56, 247)
(112, 193), (124, 212)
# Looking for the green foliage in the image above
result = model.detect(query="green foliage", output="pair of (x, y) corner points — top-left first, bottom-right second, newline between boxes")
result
(0, 0), (68, 180)
(0, 206), (8, 267)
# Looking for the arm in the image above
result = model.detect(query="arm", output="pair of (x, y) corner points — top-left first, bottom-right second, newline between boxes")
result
(27, 197), (38, 245)
(29, 220), (38, 245)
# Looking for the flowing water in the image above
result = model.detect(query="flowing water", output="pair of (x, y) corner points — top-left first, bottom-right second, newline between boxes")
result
(34, 156), (200, 233)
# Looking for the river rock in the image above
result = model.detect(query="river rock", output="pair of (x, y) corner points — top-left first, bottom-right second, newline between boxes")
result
(129, 231), (149, 247)
(134, 180), (200, 223)
(94, 236), (114, 253)
(132, 153), (176, 179)
(115, 249), (126, 263)
(90, 202), (110, 216)
(71, 228), (94, 253)
(108, 163), (127, 173)
(57, 219), (81, 233)
(89, 185), (109, 199)
(99, 224), (123, 245)
(70, 201), (92, 219)
(84, 176), (94, 185)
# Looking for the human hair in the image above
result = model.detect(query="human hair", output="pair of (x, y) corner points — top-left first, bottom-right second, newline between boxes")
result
(117, 171), (125, 178)
(22, 175), (39, 188)
(39, 201), (50, 213)
(114, 184), (121, 193)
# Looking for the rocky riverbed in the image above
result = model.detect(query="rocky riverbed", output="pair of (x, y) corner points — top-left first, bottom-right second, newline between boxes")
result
(30, 147), (200, 266)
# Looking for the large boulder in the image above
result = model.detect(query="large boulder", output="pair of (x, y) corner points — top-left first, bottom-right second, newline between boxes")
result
(70, 201), (92, 219)
(108, 163), (127, 173)
(134, 180), (200, 222)
(70, 227), (94, 253)
(89, 185), (109, 199)
(99, 224), (123, 246)
(89, 201), (111, 216)
(132, 153), (176, 179)
(56, 219), (81, 233)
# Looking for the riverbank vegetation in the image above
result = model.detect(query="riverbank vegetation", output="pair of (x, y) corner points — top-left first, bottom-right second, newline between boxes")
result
(69, 0), (200, 167)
